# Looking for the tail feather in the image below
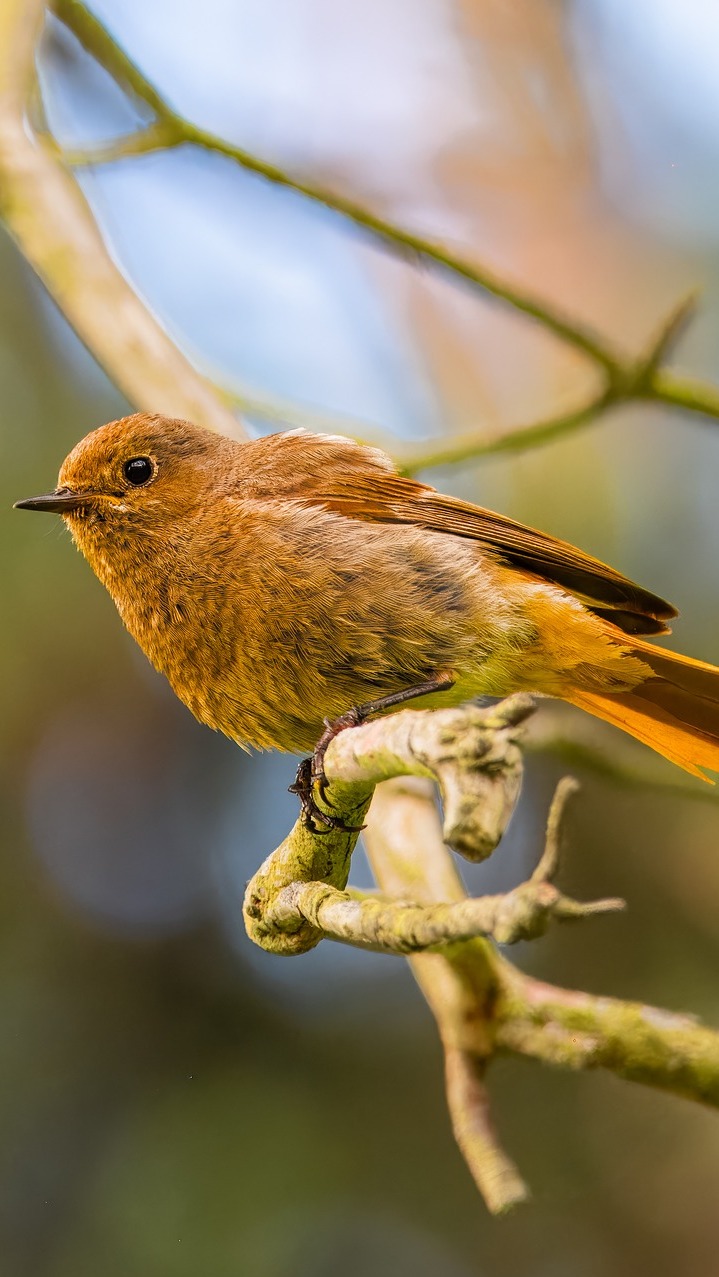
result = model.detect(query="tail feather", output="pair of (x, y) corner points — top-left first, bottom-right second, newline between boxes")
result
(566, 639), (719, 781)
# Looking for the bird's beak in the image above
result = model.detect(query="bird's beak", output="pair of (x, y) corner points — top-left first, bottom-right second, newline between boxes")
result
(14, 487), (86, 514)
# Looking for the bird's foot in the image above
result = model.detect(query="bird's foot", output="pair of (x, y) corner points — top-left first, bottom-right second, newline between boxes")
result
(289, 677), (456, 833)
(289, 726), (366, 834)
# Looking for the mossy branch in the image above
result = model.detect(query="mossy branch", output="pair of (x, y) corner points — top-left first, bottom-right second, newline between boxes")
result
(243, 699), (719, 1213)
(47, 0), (719, 474)
(263, 866), (623, 955)
(243, 697), (533, 955)
(255, 773), (623, 956)
(496, 966), (719, 1106)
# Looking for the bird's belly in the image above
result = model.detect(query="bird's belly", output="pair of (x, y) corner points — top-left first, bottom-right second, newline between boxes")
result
(117, 521), (540, 755)
(166, 614), (534, 756)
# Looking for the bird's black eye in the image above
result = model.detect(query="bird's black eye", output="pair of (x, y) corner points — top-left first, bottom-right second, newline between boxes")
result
(123, 456), (154, 487)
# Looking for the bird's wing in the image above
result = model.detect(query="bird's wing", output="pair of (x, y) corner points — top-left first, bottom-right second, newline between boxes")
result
(249, 431), (677, 636)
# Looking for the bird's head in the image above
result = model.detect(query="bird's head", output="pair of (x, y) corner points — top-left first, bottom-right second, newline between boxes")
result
(15, 413), (235, 538)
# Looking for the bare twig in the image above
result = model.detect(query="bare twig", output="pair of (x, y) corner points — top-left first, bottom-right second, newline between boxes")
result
(48, 0), (719, 478)
(443, 1045), (529, 1215)
(50, 0), (622, 376)
(395, 292), (699, 473)
(364, 775), (529, 1214)
(533, 774), (580, 882)
(395, 390), (612, 474)
(264, 868), (623, 954)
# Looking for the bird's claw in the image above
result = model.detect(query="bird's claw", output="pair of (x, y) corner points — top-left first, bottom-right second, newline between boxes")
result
(288, 757), (365, 835)
(289, 709), (368, 833)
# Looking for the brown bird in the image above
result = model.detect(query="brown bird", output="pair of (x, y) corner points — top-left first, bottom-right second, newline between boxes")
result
(15, 412), (719, 821)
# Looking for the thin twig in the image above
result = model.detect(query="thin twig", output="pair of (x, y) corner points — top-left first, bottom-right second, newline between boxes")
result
(395, 390), (612, 474)
(649, 370), (719, 420)
(50, 0), (624, 375)
(364, 776), (529, 1213)
(49, 0), (719, 477)
(398, 291), (704, 474)
(444, 1045), (529, 1214)
(532, 775), (580, 882)
(634, 291), (699, 385)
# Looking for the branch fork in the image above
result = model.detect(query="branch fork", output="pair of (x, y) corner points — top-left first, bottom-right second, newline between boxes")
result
(256, 775), (623, 956)
(243, 696), (529, 955)
(240, 698), (719, 1213)
(244, 701), (622, 957)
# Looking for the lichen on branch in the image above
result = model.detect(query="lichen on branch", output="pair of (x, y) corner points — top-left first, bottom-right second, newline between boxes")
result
(243, 697), (719, 1213)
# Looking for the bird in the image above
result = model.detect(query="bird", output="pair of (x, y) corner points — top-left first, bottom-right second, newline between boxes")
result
(15, 411), (719, 824)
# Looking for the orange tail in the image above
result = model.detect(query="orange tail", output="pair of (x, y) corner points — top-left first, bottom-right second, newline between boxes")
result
(566, 640), (719, 780)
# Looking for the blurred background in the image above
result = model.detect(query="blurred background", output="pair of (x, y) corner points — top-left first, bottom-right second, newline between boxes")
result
(4, 1), (719, 1273)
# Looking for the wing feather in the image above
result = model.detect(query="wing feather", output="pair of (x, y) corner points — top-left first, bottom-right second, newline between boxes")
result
(246, 431), (677, 635)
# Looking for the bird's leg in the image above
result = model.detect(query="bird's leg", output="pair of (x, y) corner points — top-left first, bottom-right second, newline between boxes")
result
(289, 674), (456, 833)
(314, 673), (457, 799)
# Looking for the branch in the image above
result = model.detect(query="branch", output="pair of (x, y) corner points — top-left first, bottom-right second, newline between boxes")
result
(395, 389), (612, 474)
(50, 0), (622, 376)
(243, 697), (534, 955)
(650, 369), (719, 420)
(264, 779), (623, 954)
(0, 0), (242, 433)
(395, 292), (702, 473)
(49, 0), (719, 476)
(496, 966), (719, 1105)
(264, 863), (623, 954)
(243, 699), (719, 1212)
(364, 775), (529, 1213)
